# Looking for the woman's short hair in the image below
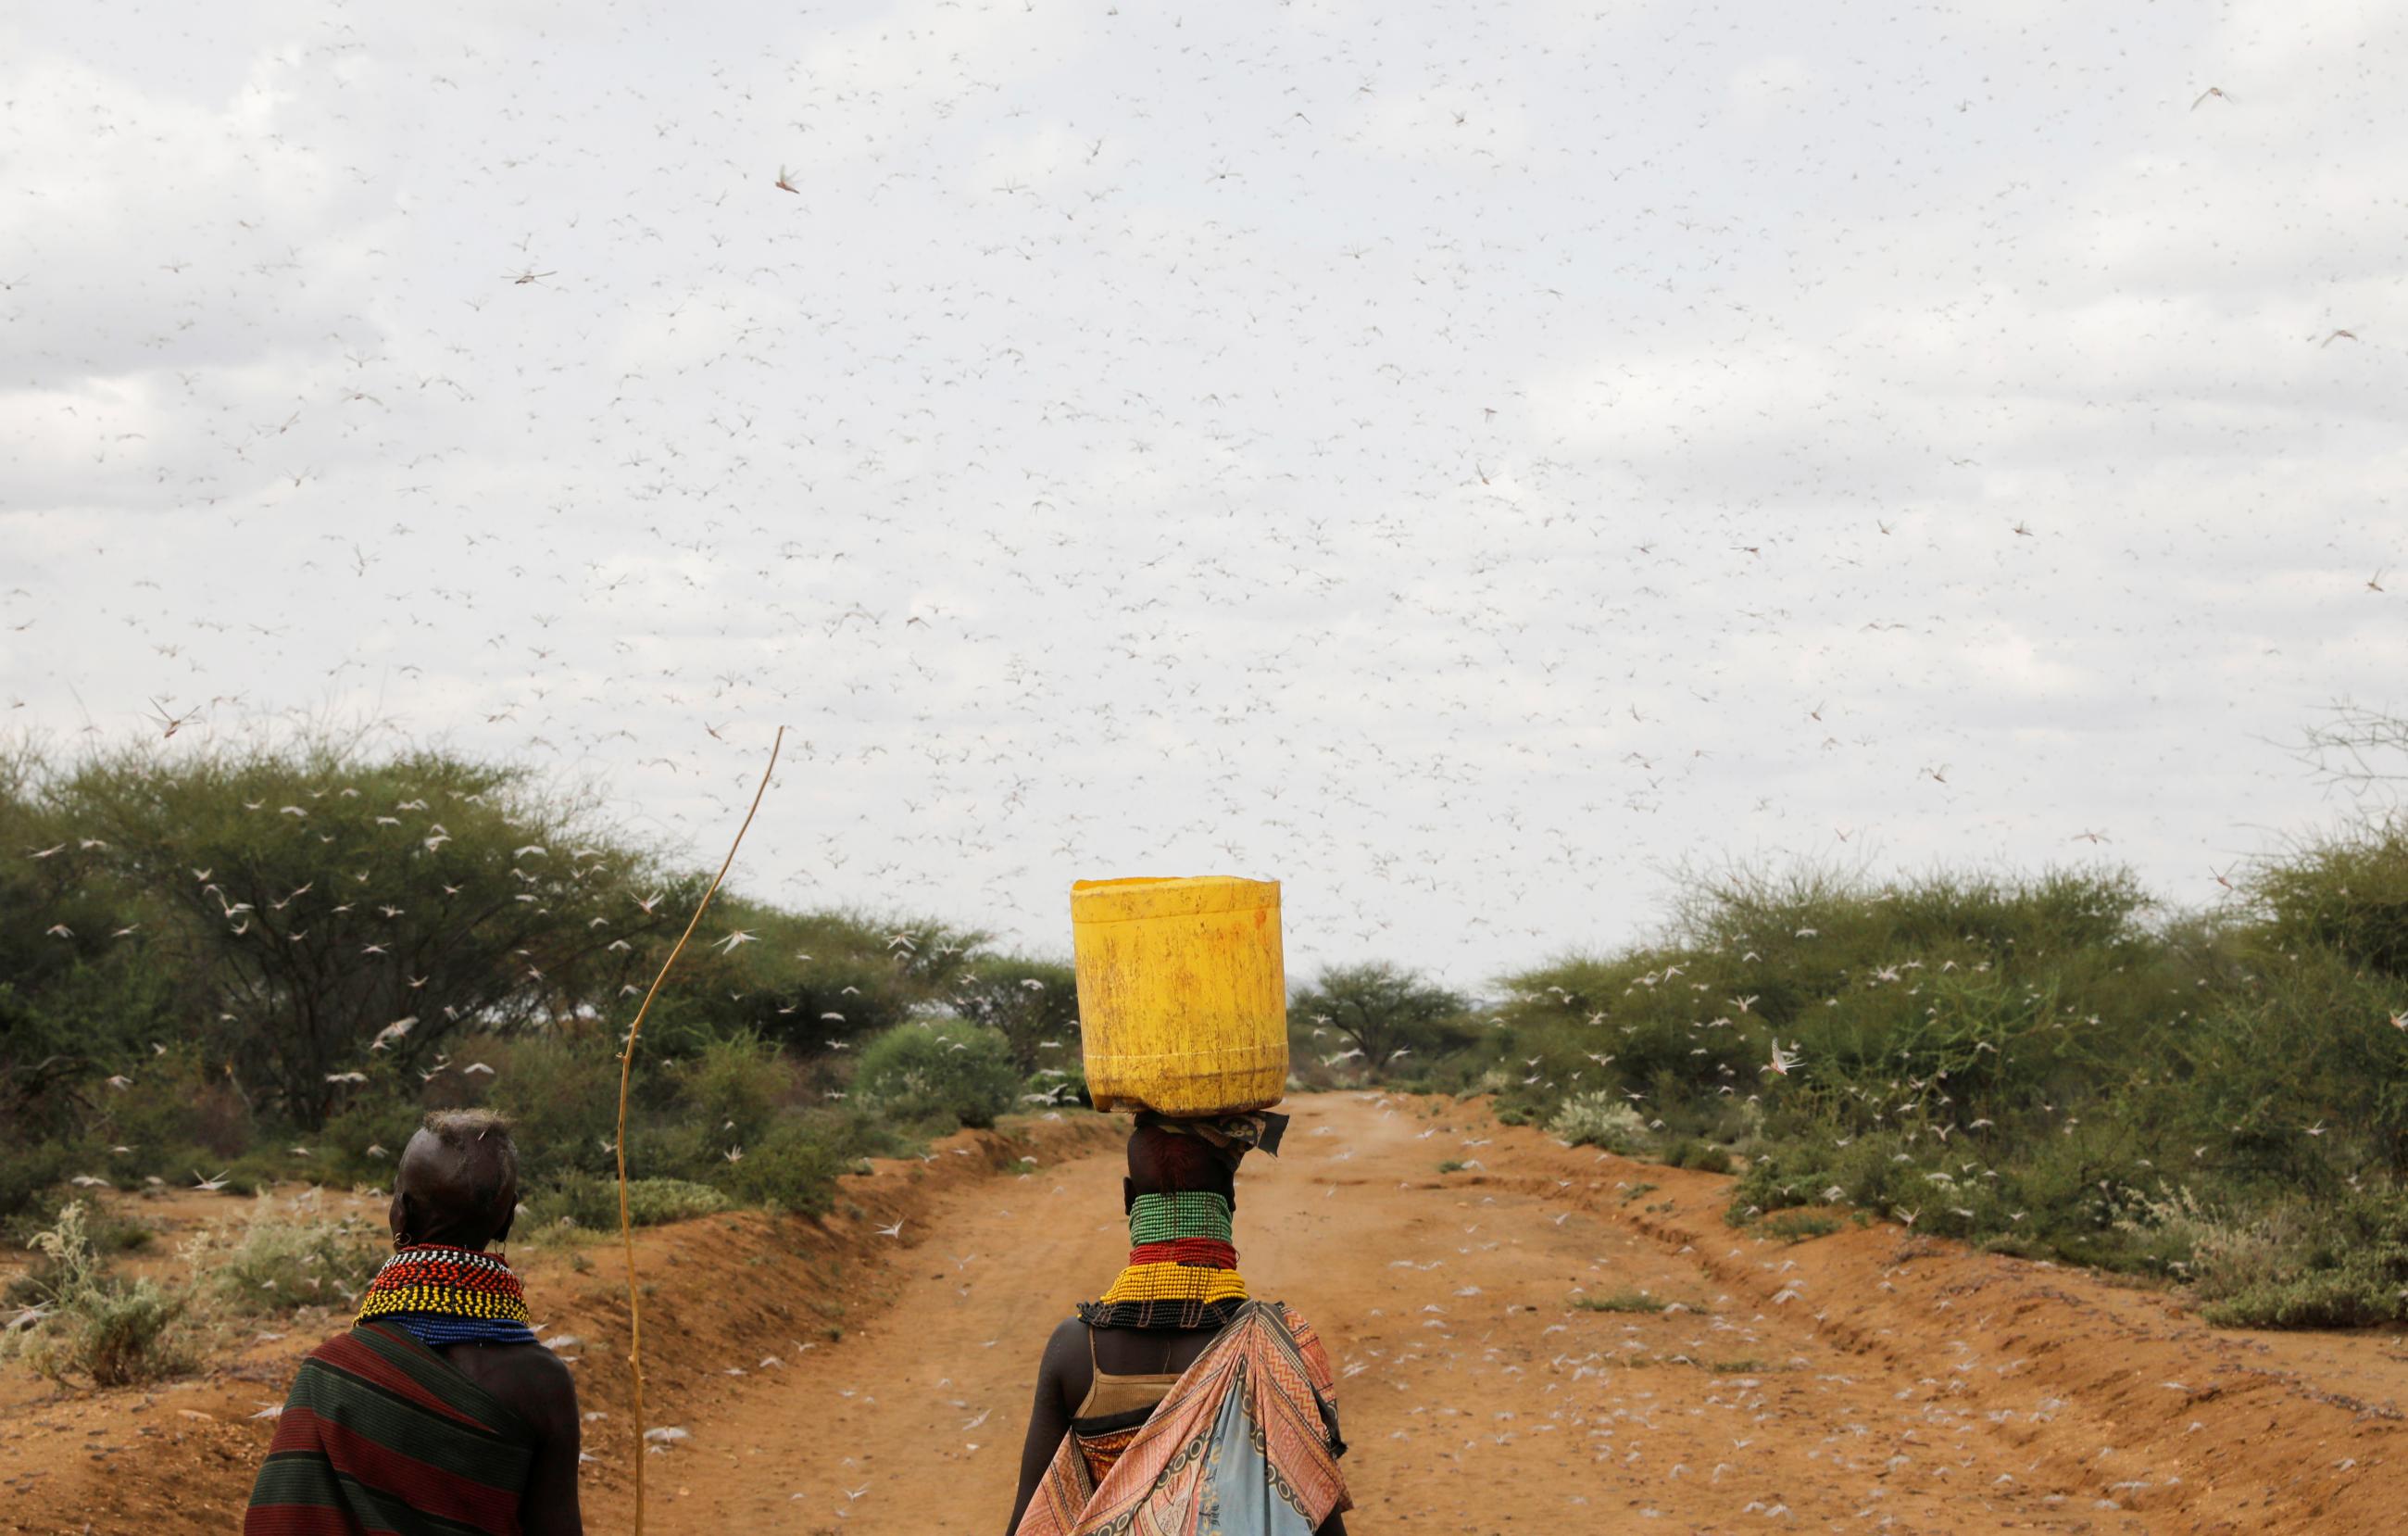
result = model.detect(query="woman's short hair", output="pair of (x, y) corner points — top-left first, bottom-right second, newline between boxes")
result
(417, 1108), (520, 1209)
(1126, 1121), (1237, 1199)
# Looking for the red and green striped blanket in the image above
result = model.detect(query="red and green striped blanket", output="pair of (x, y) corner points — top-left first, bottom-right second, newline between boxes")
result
(245, 1321), (537, 1536)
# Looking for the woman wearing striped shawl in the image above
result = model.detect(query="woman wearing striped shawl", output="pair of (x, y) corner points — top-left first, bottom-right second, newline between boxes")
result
(247, 1110), (582, 1536)
(1008, 1113), (1351, 1535)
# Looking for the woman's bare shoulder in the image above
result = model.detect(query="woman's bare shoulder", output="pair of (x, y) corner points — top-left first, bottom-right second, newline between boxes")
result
(1042, 1315), (1087, 1351)
(1036, 1316), (1088, 1378)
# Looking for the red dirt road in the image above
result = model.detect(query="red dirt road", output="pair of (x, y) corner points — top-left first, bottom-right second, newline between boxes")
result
(649, 1092), (2408, 1533)
(6, 1093), (2406, 1533)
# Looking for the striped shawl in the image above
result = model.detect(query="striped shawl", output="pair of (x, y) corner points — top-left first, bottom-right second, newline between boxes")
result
(245, 1321), (537, 1536)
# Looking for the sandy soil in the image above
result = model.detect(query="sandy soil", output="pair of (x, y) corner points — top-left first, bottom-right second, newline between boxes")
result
(6, 1093), (2406, 1533)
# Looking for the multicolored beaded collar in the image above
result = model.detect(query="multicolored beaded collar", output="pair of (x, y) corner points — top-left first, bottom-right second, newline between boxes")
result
(1076, 1190), (1249, 1331)
(357, 1243), (539, 1348)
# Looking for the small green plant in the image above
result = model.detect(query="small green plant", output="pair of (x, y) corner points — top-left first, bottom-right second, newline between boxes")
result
(525, 1174), (729, 1232)
(1762, 1211), (1841, 1243)
(3, 1202), (194, 1387)
(1549, 1092), (1649, 1153)
(1664, 1139), (1736, 1174)
(56, 1283), (193, 1387)
(624, 1177), (729, 1225)
(1436, 1159), (1468, 1174)
(1572, 1288), (1669, 1314)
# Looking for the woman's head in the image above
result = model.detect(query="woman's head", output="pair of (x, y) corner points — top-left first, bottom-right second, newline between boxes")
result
(1124, 1118), (1241, 1211)
(388, 1108), (520, 1251)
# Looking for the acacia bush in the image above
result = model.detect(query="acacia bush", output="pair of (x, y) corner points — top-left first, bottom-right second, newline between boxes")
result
(46, 739), (678, 1127)
(949, 953), (1079, 1074)
(671, 1032), (792, 1151)
(0, 746), (187, 1146)
(854, 1022), (1021, 1130)
(0, 1139), (82, 1229)
(1289, 962), (1479, 1086)
(715, 1124), (846, 1215)
(2252, 817), (2408, 977)
(1499, 856), (2408, 1319)
(679, 900), (989, 1059)
(483, 1034), (638, 1185)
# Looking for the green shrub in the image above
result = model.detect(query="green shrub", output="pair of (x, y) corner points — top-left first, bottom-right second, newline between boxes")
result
(624, 1177), (727, 1224)
(673, 1031), (790, 1148)
(523, 1175), (727, 1233)
(854, 1023), (1020, 1130)
(1549, 1092), (1648, 1152)
(56, 1280), (194, 1386)
(715, 1122), (843, 1215)
(4, 1198), (105, 1308)
(1664, 1139), (1736, 1174)
(2191, 1184), (2408, 1328)
(2251, 817), (2408, 977)
(0, 1138), (78, 1228)
(948, 955), (1079, 1074)
(316, 1096), (424, 1188)
(626, 1118), (720, 1186)
(1762, 1211), (1840, 1243)
(201, 1196), (384, 1316)
(1022, 1042), (1090, 1110)
(84, 1205), (155, 1254)
(99, 1045), (255, 1165)
(486, 1034), (627, 1184)
(1572, 1288), (1668, 1314)
(3, 1202), (194, 1387)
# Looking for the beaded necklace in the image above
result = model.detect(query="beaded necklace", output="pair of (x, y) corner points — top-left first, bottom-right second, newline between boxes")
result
(356, 1243), (539, 1348)
(1076, 1190), (1249, 1331)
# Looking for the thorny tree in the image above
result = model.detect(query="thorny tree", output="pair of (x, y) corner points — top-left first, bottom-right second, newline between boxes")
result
(56, 743), (679, 1127)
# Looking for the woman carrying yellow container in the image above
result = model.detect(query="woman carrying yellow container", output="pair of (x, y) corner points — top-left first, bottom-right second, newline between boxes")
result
(1006, 878), (1353, 1536)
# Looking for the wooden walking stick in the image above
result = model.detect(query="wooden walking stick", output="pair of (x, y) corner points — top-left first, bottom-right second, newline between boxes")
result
(614, 726), (783, 1531)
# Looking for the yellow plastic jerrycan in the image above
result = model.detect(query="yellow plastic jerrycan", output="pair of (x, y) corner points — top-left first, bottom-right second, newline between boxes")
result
(1070, 876), (1288, 1115)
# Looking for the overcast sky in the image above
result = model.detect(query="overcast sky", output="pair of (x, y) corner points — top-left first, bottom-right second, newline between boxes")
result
(4, 0), (2402, 988)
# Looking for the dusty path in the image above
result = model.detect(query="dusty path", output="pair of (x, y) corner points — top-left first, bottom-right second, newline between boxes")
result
(635, 1093), (2408, 1534)
(6, 1094), (2405, 1533)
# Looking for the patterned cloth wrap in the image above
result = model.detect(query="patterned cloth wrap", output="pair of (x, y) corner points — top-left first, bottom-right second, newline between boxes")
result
(1079, 1190), (1251, 1330)
(1134, 1108), (1289, 1158)
(355, 1243), (539, 1348)
(1013, 1300), (1351, 1536)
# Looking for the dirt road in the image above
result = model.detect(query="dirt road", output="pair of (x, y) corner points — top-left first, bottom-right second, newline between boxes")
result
(6, 1092), (2404, 1533)
(624, 1092), (2406, 1533)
